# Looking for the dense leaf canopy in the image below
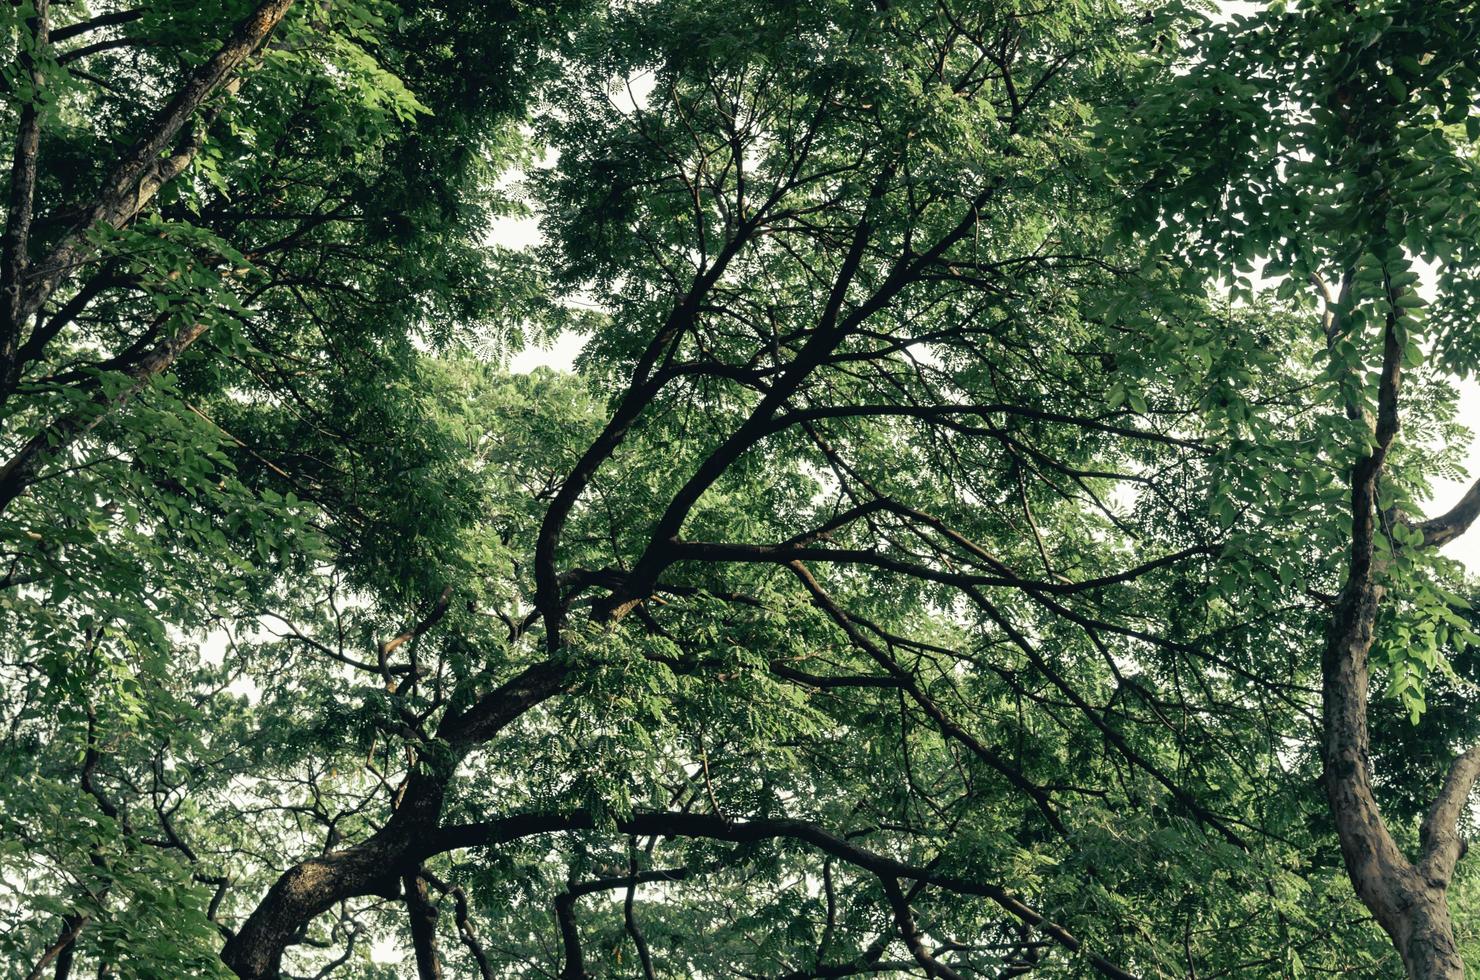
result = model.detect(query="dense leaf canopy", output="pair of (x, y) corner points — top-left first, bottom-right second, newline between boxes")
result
(2, 1), (1480, 978)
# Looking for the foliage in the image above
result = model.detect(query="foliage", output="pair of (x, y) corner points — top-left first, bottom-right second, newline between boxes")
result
(0, 1), (1478, 979)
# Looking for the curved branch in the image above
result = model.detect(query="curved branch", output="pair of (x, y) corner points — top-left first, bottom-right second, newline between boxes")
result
(418, 871), (494, 978)
(1419, 476), (1480, 549)
(880, 877), (965, 980)
(532, 213), (769, 649)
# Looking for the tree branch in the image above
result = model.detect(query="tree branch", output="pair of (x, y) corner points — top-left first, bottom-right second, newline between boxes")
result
(1, 0), (50, 355)
(786, 560), (1068, 835)
(0, 318), (209, 515)
(1418, 476), (1480, 548)
(21, 913), (86, 980)
(438, 878), (495, 980)
(1420, 742), (1480, 885)
(49, 9), (143, 44)
(9, 0), (294, 350)
(880, 877), (965, 980)
(430, 809), (1137, 980)
(401, 871), (443, 980)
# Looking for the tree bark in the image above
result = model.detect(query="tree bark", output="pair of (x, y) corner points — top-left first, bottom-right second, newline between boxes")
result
(9, 0), (294, 338)
(1322, 579), (1466, 979)
(1, 0), (49, 356)
(403, 871), (444, 980)
(1320, 316), (1475, 979)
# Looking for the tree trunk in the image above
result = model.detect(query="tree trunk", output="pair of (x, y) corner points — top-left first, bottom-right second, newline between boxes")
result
(1397, 891), (1464, 980)
(1322, 570), (1469, 980)
(221, 773), (446, 980)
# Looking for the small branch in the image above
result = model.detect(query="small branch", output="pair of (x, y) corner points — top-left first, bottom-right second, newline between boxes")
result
(379, 585), (453, 689)
(49, 10), (144, 44)
(432, 811), (1136, 980)
(787, 560), (1067, 836)
(0, 319), (209, 515)
(880, 878), (965, 980)
(624, 847), (658, 980)
(557, 868), (689, 979)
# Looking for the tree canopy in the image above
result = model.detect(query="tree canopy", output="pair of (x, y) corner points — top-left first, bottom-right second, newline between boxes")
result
(3, 1), (1480, 978)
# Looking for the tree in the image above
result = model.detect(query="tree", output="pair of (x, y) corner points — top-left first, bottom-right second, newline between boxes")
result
(216, 0), (1433, 975)
(3, 0), (1480, 978)
(0, 0), (575, 975)
(1105, 1), (1480, 975)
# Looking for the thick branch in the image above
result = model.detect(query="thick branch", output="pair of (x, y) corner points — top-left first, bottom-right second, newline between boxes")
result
(435, 658), (569, 748)
(1, 0), (50, 354)
(1318, 299), (1468, 974)
(226, 654), (572, 980)
(554, 888), (586, 979)
(49, 10), (144, 44)
(1418, 477), (1480, 549)
(1420, 743), (1480, 885)
(11, 0), (294, 338)
(0, 319), (208, 515)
